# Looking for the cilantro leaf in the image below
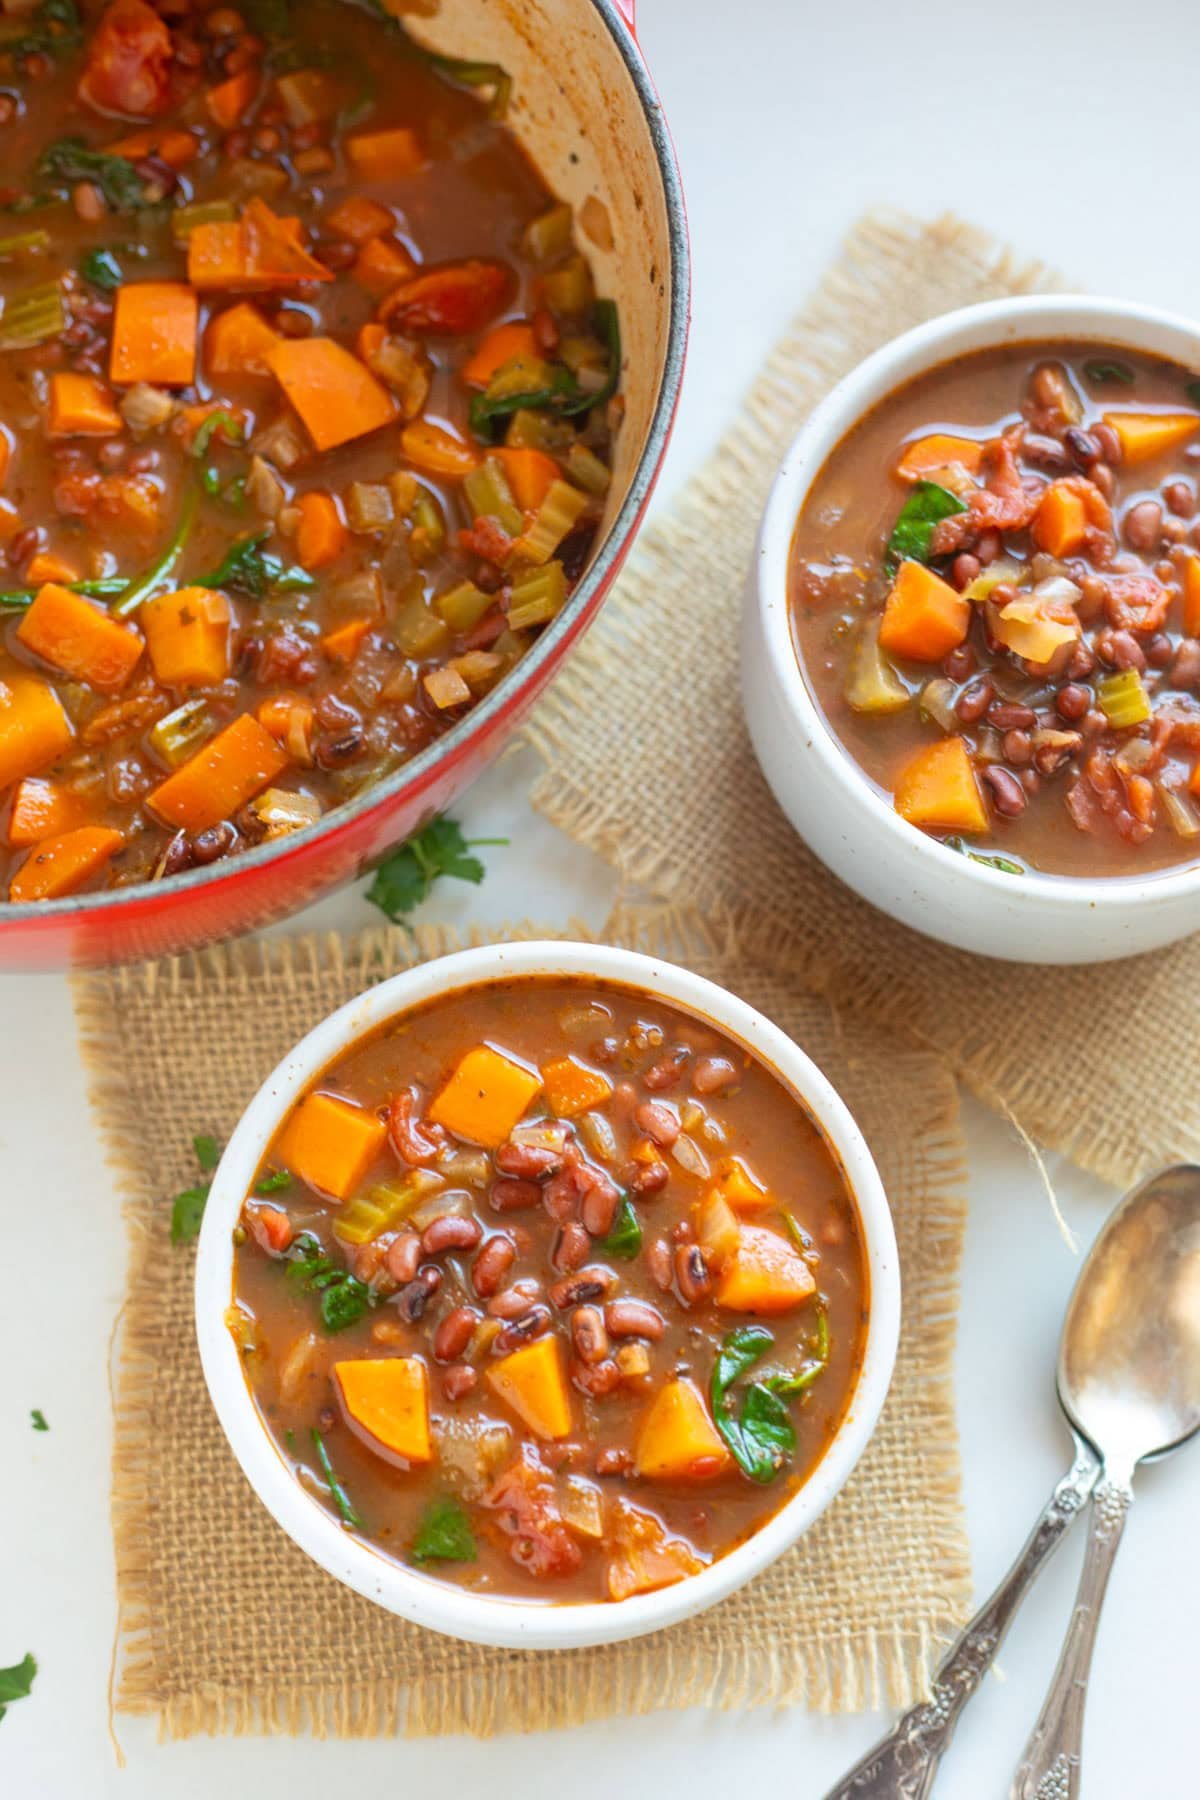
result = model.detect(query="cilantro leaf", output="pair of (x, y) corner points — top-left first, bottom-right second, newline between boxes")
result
(884, 480), (967, 575)
(710, 1325), (796, 1484)
(0, 1652), (37, 1724)
(193, 1134), (221, 1172)
(170, 1184), (210, 1244)
(410, 1497), (477, 1564)
(285, 1235), (374, 1332)
(30, 1409), (48, 1432)
(197, 531), (314, 599)
(365, 815), (506, 925)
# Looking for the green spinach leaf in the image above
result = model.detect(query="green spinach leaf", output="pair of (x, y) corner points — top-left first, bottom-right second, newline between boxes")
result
(1083, 359), (1134, 386)
(598, 1195), (641, 1260)
(197, 530), (314, 599)
(311, 1428), (362, 1529)
(884, 480), (967, 574)
(81, 247), (124, 292)
(286, 1235), (375, 1333)
(711, 1325), (796, 1483)
(38, 139), (152, 213)
(943, 836), (1025, 876)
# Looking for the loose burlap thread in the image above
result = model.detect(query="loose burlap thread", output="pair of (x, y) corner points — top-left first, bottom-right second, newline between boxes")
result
(76, 907), (971, 1739)
(524, 211), (1200, 1189)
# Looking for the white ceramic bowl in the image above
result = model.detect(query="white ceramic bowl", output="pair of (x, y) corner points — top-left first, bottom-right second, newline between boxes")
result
(195, 940), (900, 1650)
(742, 294), (1200, 964)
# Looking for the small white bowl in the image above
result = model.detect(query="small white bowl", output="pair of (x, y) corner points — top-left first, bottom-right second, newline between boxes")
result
(742, 294), (1200, 964)
(195, 939), (900, 1650)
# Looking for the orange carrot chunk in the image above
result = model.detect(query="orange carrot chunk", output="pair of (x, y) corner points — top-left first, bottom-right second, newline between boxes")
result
(878, 560), (970, 662)
(295, 491), (347, 570)
(110, 282), (198, 387)
(351, 235), (415, 298)
(462, 321), (539, 390)
(497, 446), (559, 513)
(48, 372), (123, 437)
(895, 434), (984, 482)
(6, 776), (88, 846)
(8, 825), (124, 903)
(399, 419), (478, 479)
(1032, 482), (1089, 558)
(345, 126), (426, 182)
(140, 586), (233, 687)
(894, 738), (988, 834)
(204, 302), (280, 379)
(147, 712), (287, 832)
(267, 337), (395, 451)
(205, 65), (259, 130)
(0, 673), (74, 789)
(17, 584), (143, 692)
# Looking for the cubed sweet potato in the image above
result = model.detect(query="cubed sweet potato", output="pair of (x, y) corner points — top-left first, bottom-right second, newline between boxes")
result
(634, 1378), (730, 1480)
(1103, 410), (1200, 465)
(0, 673), (74, 789)
(540, 1054), (613, 1118)
(147, 712), (287, 832)
(48, 372), (123, 438)
(5, 776), (88, 847)
(878, 560), (970, 662)
(893, 737), (988, 834)
(110, 283), (198, 388)
(204, 302), (280, 379)
(715, 1223), (817, 1314)
(334, 1357), (431, 1466)
(427, 1043), (542, 1148)
(276, 1090), (388, 1200)
(140, 586), (232, 688)
(486, 1334), (572, 1440)
(17, 584), (143, 692)
(267, 336), (395, 451)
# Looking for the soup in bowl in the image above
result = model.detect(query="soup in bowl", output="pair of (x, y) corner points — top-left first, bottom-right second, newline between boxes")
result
(196, 941), (899, 1647)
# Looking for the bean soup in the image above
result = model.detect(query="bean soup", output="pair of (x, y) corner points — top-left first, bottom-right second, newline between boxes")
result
(0, 0), (620, 902)
(230, 978), (867, 1605)
(790, 343), (1200, 877)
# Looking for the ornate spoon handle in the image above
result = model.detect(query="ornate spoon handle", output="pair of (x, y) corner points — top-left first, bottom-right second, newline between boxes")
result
(823, 1441), (1099, 1800)
(1009, 1476), (1133, 1800)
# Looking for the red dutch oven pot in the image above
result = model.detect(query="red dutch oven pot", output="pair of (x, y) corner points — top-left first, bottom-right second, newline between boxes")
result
(2, 0), (687, 968)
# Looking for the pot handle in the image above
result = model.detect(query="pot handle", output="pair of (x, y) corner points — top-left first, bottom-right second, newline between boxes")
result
(614, 0), (637, 32)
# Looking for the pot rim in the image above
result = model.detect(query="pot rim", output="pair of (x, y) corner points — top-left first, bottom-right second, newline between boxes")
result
(754, 291), (1200, 913)
(0, 0), (690, 932)
(194, 939), (900, 1650)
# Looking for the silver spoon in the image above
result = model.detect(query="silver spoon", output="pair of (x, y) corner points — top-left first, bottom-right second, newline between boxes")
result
(823, 1163), (1200, 1800)
(1010, 1163), (1200, 1799)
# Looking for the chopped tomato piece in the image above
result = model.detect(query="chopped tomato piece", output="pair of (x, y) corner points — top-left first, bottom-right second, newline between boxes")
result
(78, 0), (172, 120)
(378, 259), (512, 336)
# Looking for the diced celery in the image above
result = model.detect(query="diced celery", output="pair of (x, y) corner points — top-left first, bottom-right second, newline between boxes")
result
(540, 254), (594, 317)
(170, 198), (238, 241)
(408, 491), (445, 563)
(521, 202), (573, 265)
(512, 479), (588, 565)
(1096, 669), (1151, 728)
(148, 698), (214, 769)
(462, 457), (523, 536)
(435, 579), (493, 632)
(0, 228), (49, 257)
(251, 787), (322, 838)
(566, 443), (611, 495)
(507, 560), (566, 631)
(0, 278), (64, 349)
(843, 622), (910, 714)
(393, 588), (451, 657)
(504, 407), (575, 453)
(333, 1170), (443, 1247)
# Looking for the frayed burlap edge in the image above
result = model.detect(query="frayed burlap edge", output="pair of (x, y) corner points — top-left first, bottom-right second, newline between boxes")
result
(76, 910), (972, 1738)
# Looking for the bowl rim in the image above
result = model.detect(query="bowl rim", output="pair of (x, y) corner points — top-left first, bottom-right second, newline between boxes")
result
(0, 0), (690, 930)
(194, 939), (901, 1650)
(755, 290), (1200, 911)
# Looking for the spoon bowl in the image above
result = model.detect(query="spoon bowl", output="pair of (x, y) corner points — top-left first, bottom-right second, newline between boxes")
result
(1058, 1163), (1200, 1480)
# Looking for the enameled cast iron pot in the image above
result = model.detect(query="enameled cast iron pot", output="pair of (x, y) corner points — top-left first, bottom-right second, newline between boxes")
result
(1, 0), (687, 969)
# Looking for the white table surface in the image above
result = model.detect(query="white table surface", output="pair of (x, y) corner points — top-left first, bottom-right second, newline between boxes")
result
(4, 0), (1199, 1792)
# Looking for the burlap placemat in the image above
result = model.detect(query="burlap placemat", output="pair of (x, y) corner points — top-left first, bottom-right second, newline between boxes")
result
(524, 211), (1200, 1189)
(76, 907), (970, 1739)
